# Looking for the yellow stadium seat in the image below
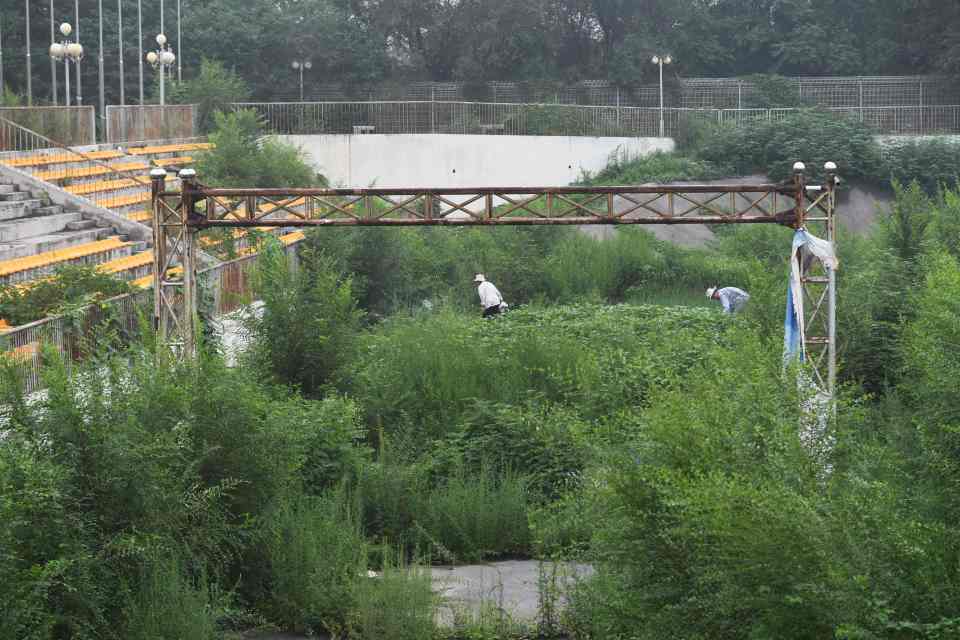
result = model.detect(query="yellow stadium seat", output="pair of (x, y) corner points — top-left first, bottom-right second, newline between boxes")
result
(0, 237), (130, 278)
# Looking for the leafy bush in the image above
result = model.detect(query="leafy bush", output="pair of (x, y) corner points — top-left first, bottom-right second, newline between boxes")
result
(569, 328), (960, 639)
(350, 555), (435, 640)
(0, 264), (134, 327)
(261, 492), (366, 633)
(246, 238), (364, 395)
(582, 150), (726, 185)
(882, 138), (960, 194)
(694, 109), (883, 183)
(354, 458), (531, 563)
(169, 58), (251, 134)
(122, 557), (217, 640)
(352, 304), (728, 441)
(306, 225), (569, 317)
(195, 109), (319, 188)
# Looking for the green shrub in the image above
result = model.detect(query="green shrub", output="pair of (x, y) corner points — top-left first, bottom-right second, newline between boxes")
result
(882, 138), (960, 195)
(353, 453), (530, 563)
(0, 264), (134, 327)
(695, 109), (883, 183)
(261, 492), (366, 633)
(247, 238), (364, 395)
(169, 58), (251, 134)
(416, 467), (531, 562)
(582, 150), (726, 185)
(569, 328), (960, 639)
(122, 557), (217, 640)
(429, 400), (588, 501)
(350, 555), (435, 640)
(195, 109), (318, 188)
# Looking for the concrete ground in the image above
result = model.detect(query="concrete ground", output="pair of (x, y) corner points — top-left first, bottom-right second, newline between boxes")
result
(431, 560), (593, 627)
(238, 560), (593, 639)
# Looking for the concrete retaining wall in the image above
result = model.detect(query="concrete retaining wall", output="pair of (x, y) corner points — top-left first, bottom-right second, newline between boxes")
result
(278, 134), (674, 188)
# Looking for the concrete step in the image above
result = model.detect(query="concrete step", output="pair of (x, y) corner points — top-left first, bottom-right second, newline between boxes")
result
(0, 184), (15, 195)
(0, 200), (44, 222)
(0, 192), (32, 202)
(33, 205), (65, 216)
(66, 220), (98, 231)
(0, 228), (104, 262)
(0, 212), (84, 242)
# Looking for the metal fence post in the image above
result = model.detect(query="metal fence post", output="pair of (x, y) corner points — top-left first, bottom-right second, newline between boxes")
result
(919, 80), (924, 134)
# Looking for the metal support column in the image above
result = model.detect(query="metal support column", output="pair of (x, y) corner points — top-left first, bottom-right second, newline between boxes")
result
(152, 168), (199, 358)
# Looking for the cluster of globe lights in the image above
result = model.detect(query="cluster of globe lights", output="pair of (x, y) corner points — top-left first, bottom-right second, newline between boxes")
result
(49, 23), (83, 62)
(146, 33), (176, 67)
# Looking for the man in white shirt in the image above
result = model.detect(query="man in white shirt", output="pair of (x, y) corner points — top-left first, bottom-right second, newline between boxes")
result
(706, 286), (750, 314)
(475, 274), (506, 318)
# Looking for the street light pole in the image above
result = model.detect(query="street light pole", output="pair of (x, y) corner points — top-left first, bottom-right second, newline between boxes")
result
(138, 0), (144, 103)
(292, 60), (312, 102)
(147, 33), (176, 106)
(50, 22), (83, 108)
(25, 0), (32, 106)
(118, 0), (125, 105)
(651, 54), (672, 138)
(74, 0), (81, 104)
(177, 0), (182, 82)
(49, 0), (57, 104)
(98, 0), (106, 128)
(0, 12), (5, 95)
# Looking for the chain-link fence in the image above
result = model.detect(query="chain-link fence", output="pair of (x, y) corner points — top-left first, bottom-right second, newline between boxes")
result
(238, 101), (960, 137)
(268, 76), (960, 110)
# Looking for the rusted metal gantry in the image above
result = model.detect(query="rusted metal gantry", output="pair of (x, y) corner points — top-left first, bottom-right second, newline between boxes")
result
(151, 163), (838, 396)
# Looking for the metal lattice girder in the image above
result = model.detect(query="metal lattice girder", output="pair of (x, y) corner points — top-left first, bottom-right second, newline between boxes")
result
(152, 166), (838, 399)
(178, 183), (804, 228)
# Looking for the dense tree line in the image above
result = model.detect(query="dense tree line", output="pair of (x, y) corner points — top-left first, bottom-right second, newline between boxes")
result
(0, 0), (958, 102)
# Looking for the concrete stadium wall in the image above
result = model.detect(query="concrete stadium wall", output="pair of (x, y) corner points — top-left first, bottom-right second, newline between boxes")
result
(277, 134), (674, 188)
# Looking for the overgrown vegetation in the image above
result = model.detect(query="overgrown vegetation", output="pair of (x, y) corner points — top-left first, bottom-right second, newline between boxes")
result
(169, 58), (252, 134)
(0, 264), (134, 326)
(195, 109), (320, 188)
(6, 107), (960, 640)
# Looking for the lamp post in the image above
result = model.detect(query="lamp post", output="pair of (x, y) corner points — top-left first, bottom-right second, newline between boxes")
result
(49, 22), (83, 107)
(292, 60), (312, 102)
(25, 0), (32, 106)
(146, 33), (176, 106)
(49, 0), (57, 104)
(651, 54), (672, 138)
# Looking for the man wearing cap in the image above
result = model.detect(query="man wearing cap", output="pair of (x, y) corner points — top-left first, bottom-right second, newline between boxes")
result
(707, 286), (750, 314)
(475, 274), (506, 318)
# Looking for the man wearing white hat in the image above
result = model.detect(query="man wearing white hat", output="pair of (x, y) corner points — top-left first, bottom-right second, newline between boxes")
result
(474, 274), (507, 318)
(707, 286), (750, 314)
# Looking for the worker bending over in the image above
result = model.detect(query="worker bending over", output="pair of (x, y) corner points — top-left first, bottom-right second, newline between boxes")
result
(475, 274), (507, 318)
(707, 286), (750, 314)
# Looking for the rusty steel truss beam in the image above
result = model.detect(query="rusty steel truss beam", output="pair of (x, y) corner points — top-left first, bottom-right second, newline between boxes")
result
(151, 164), (838, 398)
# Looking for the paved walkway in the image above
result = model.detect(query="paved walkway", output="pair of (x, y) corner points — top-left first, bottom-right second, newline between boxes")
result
(240, 560), (593, 638)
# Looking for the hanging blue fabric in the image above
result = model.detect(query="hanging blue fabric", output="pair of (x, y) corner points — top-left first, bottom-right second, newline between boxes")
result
(784, 279), (803, 363)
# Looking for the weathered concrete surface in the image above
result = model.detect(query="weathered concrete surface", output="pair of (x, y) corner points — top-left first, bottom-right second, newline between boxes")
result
(279, 134), (673, 189)
(432, 560), (593, 627)
(235, 560), (593, 639)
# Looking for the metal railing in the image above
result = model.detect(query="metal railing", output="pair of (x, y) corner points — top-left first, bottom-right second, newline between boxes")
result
(106, 105), (197, 144)
(0, 240), (300, 393)
(236, 101), (960, 138)
(0, 115), (162, 218)
(0, 106), (96, 146)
